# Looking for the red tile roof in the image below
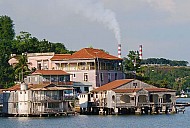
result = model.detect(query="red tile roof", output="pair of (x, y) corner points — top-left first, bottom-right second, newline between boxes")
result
(6, 84), (20, 91)
(92, 79), (176, 93)
(32, 70), (69, 75)
(4, 83), (73, 91)
(92, 79), (134, 92)
(50, 48), (122, 60)
(50, 54), (72, 60)
(4, 84), (33, 91)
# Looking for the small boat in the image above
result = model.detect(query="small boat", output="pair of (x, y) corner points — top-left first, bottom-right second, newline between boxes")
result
(177, 106), (185, 114)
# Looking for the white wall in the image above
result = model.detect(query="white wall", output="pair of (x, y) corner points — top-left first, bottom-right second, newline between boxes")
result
(78, 93), (88, 108)
(18, 90), (29, 114)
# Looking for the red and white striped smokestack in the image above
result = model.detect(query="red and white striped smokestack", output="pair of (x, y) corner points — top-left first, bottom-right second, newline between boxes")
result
(139, 45), (143, 59)
(118, 44), (121, 58)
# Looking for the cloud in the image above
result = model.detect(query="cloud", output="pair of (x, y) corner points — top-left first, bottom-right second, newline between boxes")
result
(144, 0), (176, 13)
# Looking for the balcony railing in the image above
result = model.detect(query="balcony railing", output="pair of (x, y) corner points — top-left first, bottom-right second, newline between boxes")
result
(42, 81), (73, 85)
(31, 95), (75, 102)
(116, 102), (135, 107)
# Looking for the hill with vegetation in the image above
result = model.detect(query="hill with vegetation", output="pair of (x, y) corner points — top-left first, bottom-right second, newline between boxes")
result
(123, 51), (190, 94)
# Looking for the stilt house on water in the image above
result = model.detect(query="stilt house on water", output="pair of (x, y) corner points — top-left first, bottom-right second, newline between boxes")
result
(2, 70), (77, 117)
(80, 79), (176, 115)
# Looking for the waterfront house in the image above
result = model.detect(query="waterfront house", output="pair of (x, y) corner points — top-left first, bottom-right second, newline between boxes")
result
(85, 79), (176, 115)
(2, 70), (76, 117)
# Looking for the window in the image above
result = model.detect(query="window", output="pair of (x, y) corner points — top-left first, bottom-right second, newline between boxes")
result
(108, 73), (111, 82)
(35, 76), (38, 82)
(51, 76), (58, 82)
(73, 73), (76, 78)
(75, 87), (81, 93)
(84, 73), (88, 81)
(44, 63), (48, 69)
(84, 87), (89, 92)
(48, 103), (59, 108)
(37, 63), (41, 70)
(115, 73), (117, 80)
(43, 76), (50, 82)
(28, 77), (31, 83)
(133, 83), (137, 88)
(101, 73), (104, 82)
(14, 103), (17, 108)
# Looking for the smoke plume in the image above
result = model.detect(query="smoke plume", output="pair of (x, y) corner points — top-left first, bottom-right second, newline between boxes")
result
(65, 0), (121, 44)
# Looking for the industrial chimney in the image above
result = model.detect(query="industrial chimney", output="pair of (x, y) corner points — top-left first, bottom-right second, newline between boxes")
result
(139, 45), (143, 59)
(118, 44), (121, 58)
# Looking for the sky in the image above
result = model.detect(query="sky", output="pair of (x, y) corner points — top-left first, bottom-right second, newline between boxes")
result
(0, 0), (190, 63)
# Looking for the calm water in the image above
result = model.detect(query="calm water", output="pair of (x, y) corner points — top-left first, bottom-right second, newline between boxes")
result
(1, 98), (190, 128)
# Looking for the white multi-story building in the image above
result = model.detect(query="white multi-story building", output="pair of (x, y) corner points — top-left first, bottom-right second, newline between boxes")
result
(2, 70), (76, 116)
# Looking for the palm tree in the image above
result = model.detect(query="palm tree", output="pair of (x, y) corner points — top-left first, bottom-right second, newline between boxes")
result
(14, 54), (31, 82)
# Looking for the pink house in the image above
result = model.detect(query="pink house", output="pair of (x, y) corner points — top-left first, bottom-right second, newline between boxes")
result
(27, 52), (55, 70)
(50, 48), (124, 90)
(8, 52), (55, 70)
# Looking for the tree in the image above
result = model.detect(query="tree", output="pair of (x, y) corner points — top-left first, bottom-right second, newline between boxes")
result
(0, 15), (15, 41)
(0, 16), (15, 88)
(123, 51), (141, 71)
(14, 54), (30, 82)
